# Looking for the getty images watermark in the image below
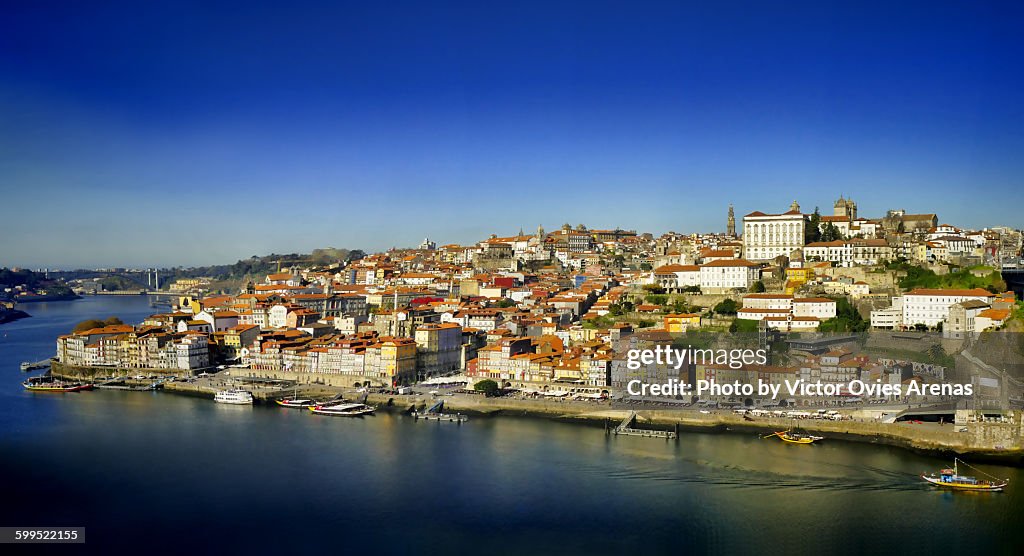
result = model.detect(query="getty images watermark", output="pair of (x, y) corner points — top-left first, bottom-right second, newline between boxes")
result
(623, 347), (974, 399)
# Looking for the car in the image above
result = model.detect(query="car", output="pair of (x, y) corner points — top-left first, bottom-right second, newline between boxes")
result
(133, 374), (146, 380)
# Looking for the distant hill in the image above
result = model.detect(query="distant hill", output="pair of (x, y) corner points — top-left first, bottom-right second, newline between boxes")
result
(165, 248), (365, 282)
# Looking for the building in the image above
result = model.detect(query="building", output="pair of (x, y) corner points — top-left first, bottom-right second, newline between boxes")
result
(742, 207), (806, 261)
(698, 259), (760, 293)
(414, 323), (463, 379)
(875, 288), (996, 329)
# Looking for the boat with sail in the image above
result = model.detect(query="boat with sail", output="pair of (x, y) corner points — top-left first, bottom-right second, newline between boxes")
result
(309, 403), (375, 416)
(921, 458), (1009, 492)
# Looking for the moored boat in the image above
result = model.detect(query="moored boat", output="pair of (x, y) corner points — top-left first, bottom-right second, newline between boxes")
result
(309, 403), (375, 416)
(275, 398), (316, 408)
(214, 389), (254, 405)
(922, 459), (1009, 492)
(22, 376), (93, 392)
(765, 429), (824, 444)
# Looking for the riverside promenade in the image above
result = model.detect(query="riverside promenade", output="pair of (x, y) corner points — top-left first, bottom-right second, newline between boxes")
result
(50, 362), (1024, 462)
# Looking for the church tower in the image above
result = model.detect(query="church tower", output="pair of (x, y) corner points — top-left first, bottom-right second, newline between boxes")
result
(536, 224), (545, 240)
(789, 200), (801, 213)
(727, 205), (736, 236)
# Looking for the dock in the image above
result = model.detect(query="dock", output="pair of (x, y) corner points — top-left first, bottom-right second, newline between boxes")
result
(412, 400), (468, 424)
(20, 359), (52, 372)
(612, 411), (677, 440)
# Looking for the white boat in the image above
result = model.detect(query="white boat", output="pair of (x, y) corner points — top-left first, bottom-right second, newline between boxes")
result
(214, 389), (254, 405)
(309, 403), (375, 416)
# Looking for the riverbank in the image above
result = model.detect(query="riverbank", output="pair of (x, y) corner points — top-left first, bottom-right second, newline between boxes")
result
(356, 391), (1024, 463)
(0, 308), (31, 324)
(50, 361), (1024, 464)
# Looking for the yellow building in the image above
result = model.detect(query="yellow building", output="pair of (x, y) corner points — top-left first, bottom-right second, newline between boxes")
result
(664, 313), (701, 333)
(370, 338), (417, 385)
(177, 296), (202, 315)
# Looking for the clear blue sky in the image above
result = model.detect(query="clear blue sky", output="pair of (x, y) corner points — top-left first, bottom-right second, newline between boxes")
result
(2, 1), (1023, 269)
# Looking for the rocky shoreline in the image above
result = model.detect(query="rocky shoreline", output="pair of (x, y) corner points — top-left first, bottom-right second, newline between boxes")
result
(0, 308), (31, 324)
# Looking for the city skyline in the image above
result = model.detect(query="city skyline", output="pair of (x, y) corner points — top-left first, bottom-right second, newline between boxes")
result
(3, 1), (1024, 268)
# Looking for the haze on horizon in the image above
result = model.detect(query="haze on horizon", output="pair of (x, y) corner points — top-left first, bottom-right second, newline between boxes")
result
(2, 1), (1023, 269)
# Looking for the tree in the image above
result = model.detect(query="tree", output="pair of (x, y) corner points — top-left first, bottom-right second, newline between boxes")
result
(494, 298), (516, 308)
(103, 316), (124, 326)
(645, 294), (668, 306)
(749, 281), (766, 293)
(345, 250), (367, 263)
(713, 299), (738, 315)
(73, 319), (108, 333)
(473, 379), (500, 397)
(806, 207), (822, 243)
(820, 222), (841, 242)
(640, 262), (653, 271)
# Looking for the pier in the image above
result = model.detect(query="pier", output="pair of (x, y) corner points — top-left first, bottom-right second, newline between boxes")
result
(412, 400), (468, 423)
(20, 358), (52, 372)
(612, 411), (678, 440)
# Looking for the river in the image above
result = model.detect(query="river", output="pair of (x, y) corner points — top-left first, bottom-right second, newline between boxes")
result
(1, 296), (1022, 554)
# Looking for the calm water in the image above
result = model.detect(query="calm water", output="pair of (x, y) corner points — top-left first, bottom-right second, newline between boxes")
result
(1, 296), (1023, 554)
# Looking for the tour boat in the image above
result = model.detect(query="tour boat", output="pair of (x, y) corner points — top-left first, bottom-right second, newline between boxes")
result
(214, 389), (254, 405)
(308, 403), (375, 416)
(922, 459), (1009, 492)
(766, 430), (823, 444)
(275, 398), (316, 408)
(22, 377), (93, 392)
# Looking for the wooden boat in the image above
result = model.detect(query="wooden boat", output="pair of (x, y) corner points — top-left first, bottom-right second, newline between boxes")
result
(922, 459), (1009, 492)
(765, 429), (823, 444)
(22, 377), (93, 392)
(309, 403), (375, 416)
(275, 398), (316, 408)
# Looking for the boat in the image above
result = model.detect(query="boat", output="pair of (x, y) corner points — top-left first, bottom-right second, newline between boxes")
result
(922, 458), (1009, 492)
(765, 429), (824, 444)
(275, 371), (315, 408)
(309, 403), (375, 416)
(275, 398), (316, 408)
(22, 376), (93, 392)
(214, 389), (254, 405)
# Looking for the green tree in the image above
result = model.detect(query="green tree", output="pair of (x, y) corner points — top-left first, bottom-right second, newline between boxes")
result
(713, 298), (738, 315)
(820, 222), (841, 242)
(645, 294), (668, 306)
(640, 262), (653, 271)
(749, 280), (766, 293)
(806, 207), (822, 243)
(473, 379), (500, 397)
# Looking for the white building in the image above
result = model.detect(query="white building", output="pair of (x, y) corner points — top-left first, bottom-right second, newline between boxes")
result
(699, 259), (760, 293)
(885, 288), (995, 329)
(792, 298), (837, 319)
(742, 207), (806, 261)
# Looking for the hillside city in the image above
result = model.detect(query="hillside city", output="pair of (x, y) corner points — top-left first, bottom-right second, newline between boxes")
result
(25, 197), (1024, 405)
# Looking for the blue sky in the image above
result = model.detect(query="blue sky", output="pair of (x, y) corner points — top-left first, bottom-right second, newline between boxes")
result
(2, 1), (1023, 268)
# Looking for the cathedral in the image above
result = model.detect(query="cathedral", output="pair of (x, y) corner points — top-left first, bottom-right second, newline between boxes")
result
(834, 195), (857, 219)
